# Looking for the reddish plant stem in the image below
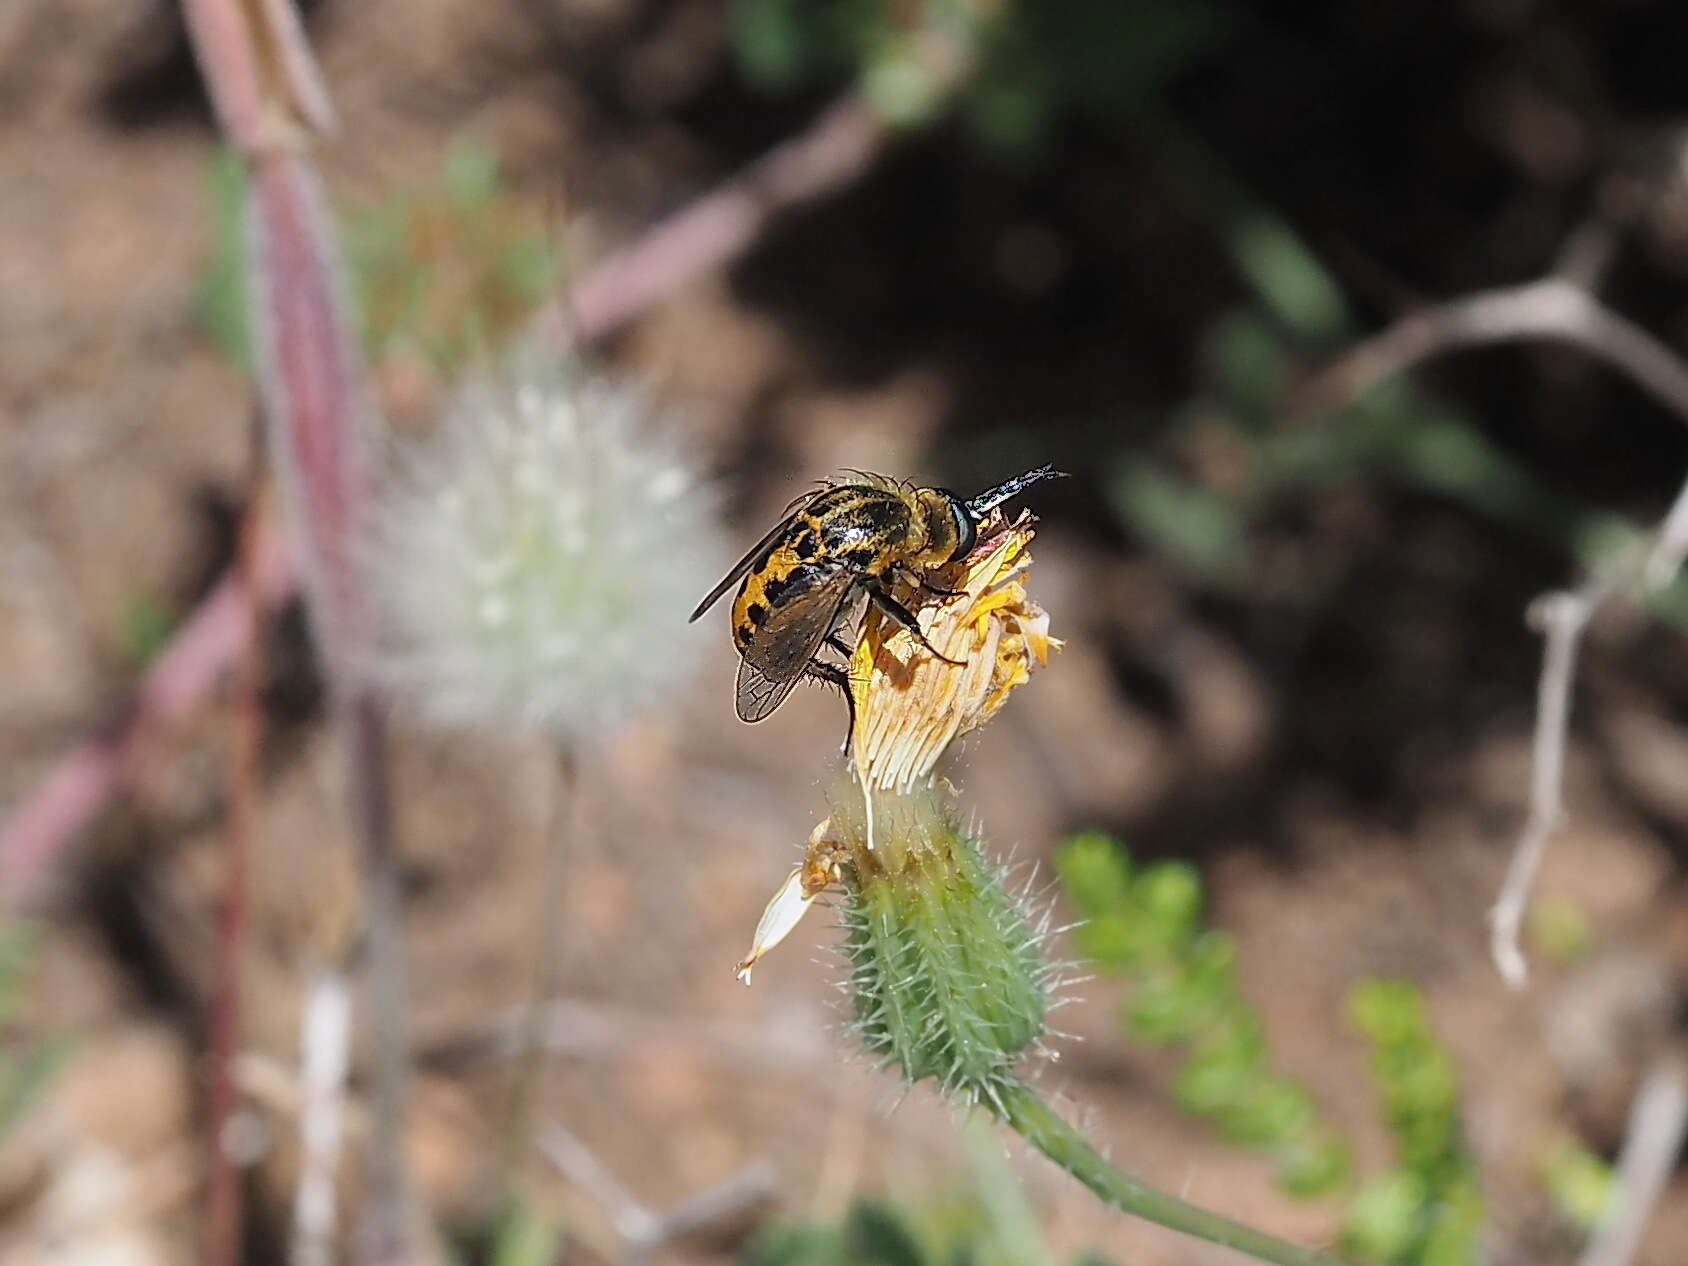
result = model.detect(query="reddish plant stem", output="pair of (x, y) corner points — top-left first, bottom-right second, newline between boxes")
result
(184, 0), (400, 1253)
(549, 95), (884, 340)
(0, 83), (898, 908)
(342, 691), (407, 1262)
(0, 518), (292, 908)
(205, 476), (266, 1266)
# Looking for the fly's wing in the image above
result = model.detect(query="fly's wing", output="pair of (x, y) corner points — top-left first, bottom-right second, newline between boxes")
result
(689, 490), (824, 624)
(735, 570), (855, 723)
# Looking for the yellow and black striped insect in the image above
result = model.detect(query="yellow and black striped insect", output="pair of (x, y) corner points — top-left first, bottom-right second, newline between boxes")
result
(690, 466), (1064, 723)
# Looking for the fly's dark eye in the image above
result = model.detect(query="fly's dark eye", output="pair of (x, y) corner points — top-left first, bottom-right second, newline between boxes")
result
(948, 496), (976, 562)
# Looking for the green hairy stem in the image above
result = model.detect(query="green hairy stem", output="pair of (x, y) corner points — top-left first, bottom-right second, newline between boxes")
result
(994, 1081), (1354, 1266)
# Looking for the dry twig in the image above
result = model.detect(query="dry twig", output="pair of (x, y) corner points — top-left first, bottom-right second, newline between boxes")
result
(537, 1120), (775, 1265)
(1304, 274), (1688, 987)
(1577, 1054), (1688, 1266)
(291, 967), (353, 1266)
(205, 478), (266, 1266)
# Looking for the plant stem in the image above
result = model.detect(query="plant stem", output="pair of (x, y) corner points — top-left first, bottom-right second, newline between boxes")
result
(500, 744), (578, 1196)
(205, 467), (265, 1266)
(344, 692), (408, 1263)
(993, 1080), (1353, 1266)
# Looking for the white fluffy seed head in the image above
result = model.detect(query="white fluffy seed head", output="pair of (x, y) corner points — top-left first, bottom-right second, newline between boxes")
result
(362, 340), (724, 744)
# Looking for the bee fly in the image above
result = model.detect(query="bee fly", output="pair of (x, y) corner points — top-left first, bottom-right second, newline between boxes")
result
(690, 465), (1065, 724)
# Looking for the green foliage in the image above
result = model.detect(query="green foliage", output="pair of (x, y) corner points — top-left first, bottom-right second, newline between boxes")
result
(196, 139), (556, 375)
(730, 0), (1226, 147)
(1537, 1138), (1613, 1231)
(118, 592), (176, 668)
(1103, 114), (1688, 619)
(744, 1188), (1116, 1266)
(346, 138), (557, 371)
(1525, 898), (1595, 969)
(1059, 835), (1494, 1266)
(0, 928), (63, 1143)
(487, 1195), (565, 1266)
(1058, 833), (1349, 1196)
(1342, 982), (1483, 1266)
(1108, 458), (1248, 583)
(195, 148), (251, 367)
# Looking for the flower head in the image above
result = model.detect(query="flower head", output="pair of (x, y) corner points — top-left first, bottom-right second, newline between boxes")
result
(363, 340), (723, 742)
(849, 510), (1059, 793)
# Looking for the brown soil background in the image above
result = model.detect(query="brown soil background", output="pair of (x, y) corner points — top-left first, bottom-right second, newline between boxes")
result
(2, 2), (1686, 1264)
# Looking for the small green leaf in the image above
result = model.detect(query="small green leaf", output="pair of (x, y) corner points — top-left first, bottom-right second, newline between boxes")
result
(1110, 458), (1246, 581)
(1343, 1171), (1427, 1262)
(1540, 1139), (1614, 1229)
(843, 1200), (927, 1266)
(488, 1198), (564, 1266)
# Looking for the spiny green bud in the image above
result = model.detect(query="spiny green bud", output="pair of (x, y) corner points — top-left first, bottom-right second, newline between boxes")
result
(828, 785), (1055, 1108)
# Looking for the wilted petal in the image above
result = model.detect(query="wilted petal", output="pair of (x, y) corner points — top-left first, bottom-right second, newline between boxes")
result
(849, 512), (1060, 793)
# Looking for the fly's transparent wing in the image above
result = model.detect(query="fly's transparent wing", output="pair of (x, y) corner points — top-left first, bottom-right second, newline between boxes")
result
(734, 570), (855, 723)
(689, 490), (824, 623)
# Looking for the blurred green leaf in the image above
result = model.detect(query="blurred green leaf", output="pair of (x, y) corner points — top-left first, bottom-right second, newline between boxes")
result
(1278, 1133), (1352, 1199)
(444, 138), (501, 206)
(1204, 311), (1292, 415)
(1539, 1139), (1613, 1231)
(844, 1202), (928, 1266)
(119, 592), (176, 668)
(0, 927), (63, 1143)
(1137, 860), (1204, 933)
(1526, 899), (1595, 967)
(1344, 979), (1483, 1265)
(1344, 1171), (1428, 1264)
(1055, 832), (1134, 919)
(194, 148), (251, 366)
(733, 0), (823, 89)
(1110, 458), (1246, 581)
(489, 1197), (564, 1266)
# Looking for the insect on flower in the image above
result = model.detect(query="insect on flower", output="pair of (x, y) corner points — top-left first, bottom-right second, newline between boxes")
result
(690, 466), (1064, 724)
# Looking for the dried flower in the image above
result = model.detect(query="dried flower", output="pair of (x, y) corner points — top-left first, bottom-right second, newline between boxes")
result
(849, 510), (1058, 793)
(362, 340), (723, 742)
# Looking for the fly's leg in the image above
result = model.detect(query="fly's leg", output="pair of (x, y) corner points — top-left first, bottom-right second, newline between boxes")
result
(805, 659), (857, 750)
(865, 580), (966, 666)
(900, 565), (964, 598)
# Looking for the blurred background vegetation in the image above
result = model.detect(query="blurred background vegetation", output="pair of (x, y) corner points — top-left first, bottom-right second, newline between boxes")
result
(2, 0), (1687, 1264)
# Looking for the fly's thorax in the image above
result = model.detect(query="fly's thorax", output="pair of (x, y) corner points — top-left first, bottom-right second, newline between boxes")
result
(810, 484), (920, 574)
(909, 487), (970, 570)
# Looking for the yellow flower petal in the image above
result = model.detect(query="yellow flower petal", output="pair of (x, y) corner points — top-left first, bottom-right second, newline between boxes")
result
(849, 511), (1057, 793)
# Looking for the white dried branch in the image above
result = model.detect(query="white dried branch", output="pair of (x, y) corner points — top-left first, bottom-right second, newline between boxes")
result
(538, 1120), (662, 1245)
(1577, 1055), (1688, 1266)
(624, 1164), (777, 1265)
(1299, 277), (1688, 421)
(1303, 274), (1688, 987)
(292, 966), (352, 1266)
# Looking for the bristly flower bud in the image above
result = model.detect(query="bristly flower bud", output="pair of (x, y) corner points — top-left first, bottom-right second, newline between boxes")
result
(362, 339), (724, 742)
(831, 786), (1055, 1109)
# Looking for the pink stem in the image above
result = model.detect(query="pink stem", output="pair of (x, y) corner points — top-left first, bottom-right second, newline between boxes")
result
(0, 518), (292, 906)
(204, 490), (264, 1266)
(0, 89), (892, 903)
